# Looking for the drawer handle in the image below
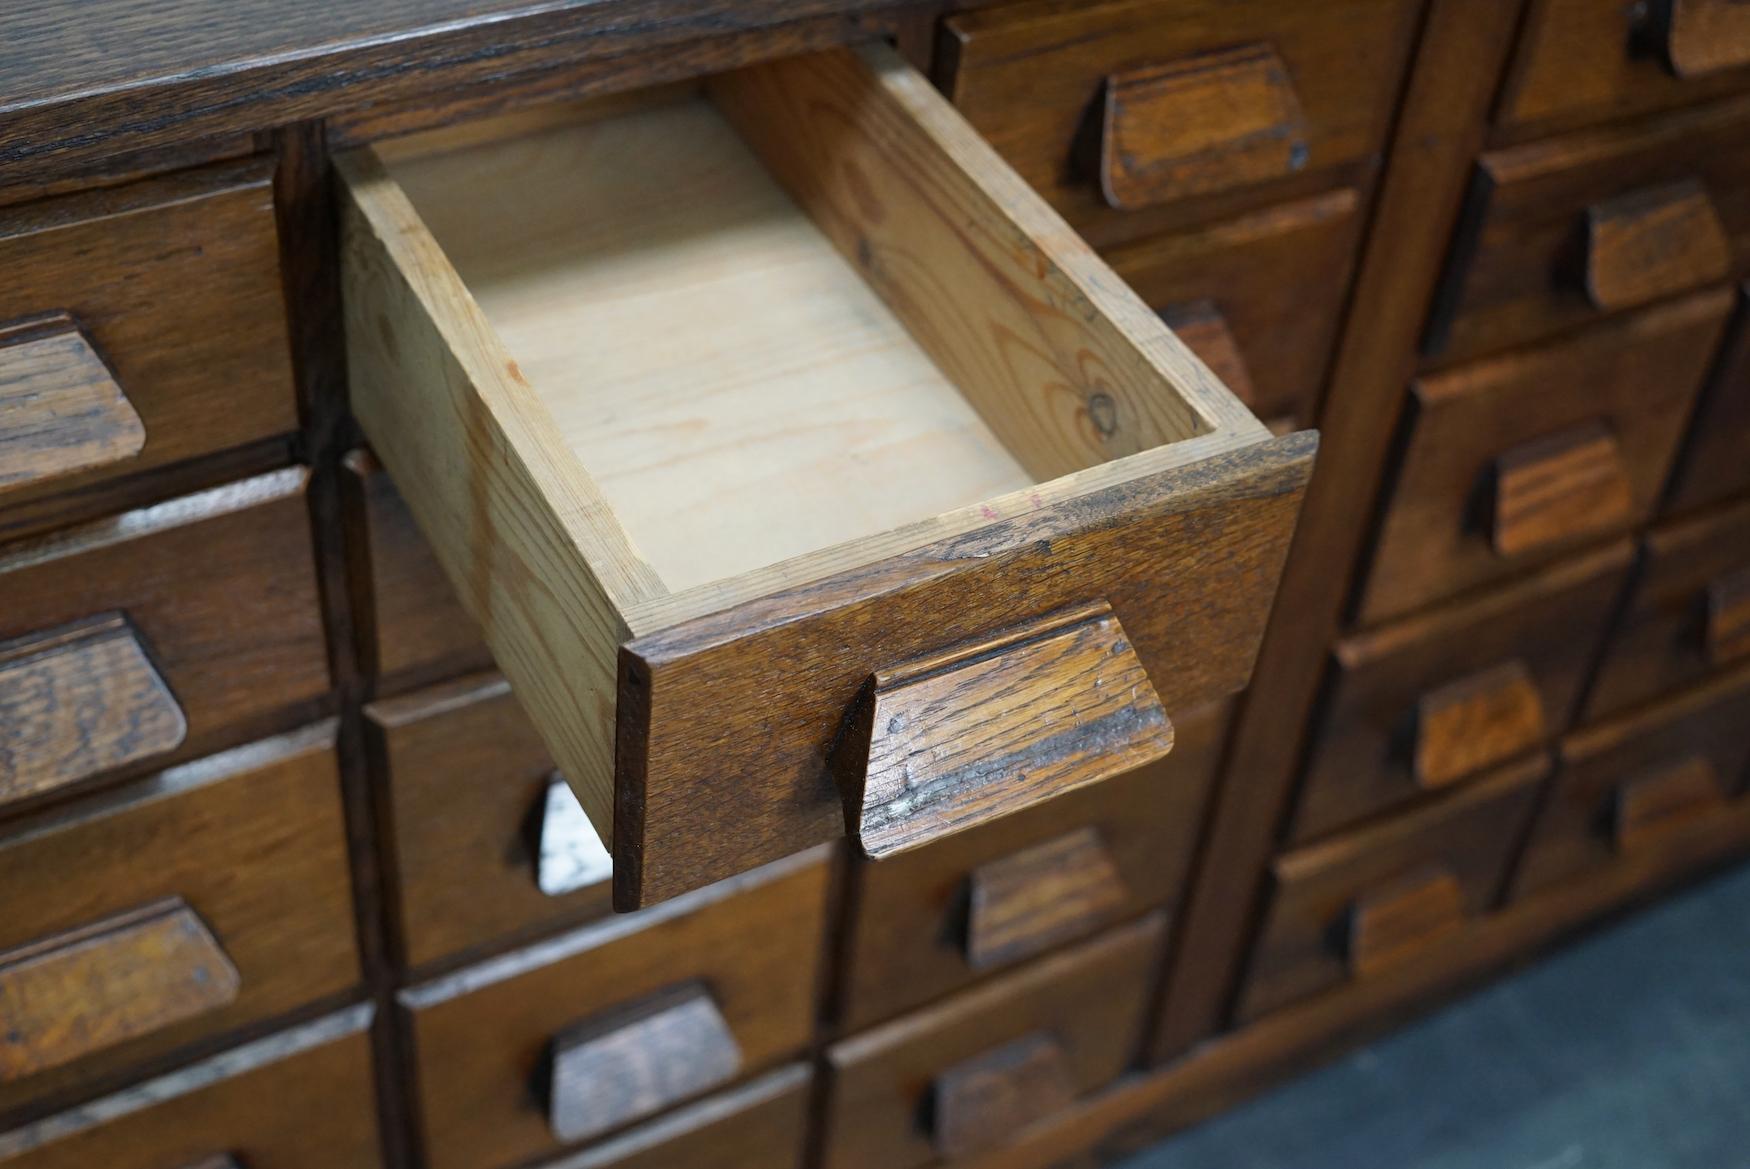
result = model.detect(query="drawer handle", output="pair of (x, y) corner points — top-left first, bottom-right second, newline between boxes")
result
(0, 613), (188, 810)
(548, 984), (742, 1145)
(0, 312), (145, 495)
(832, 601), (1175, 860)
(535, 773), (612, 897)
(1100, 44), (1309, 212)
(1615, 756), (1727, 851)
(1584, 180), (1731, 312)
(1705, 566), (1750, 666)
(1491, 421), (1634, 558)
(1346, 867), (1465, 977)
(1413, 661), (1547, 790)
(932, 1032), (1075, 1160)
(0, 897), (239, 1083)
(964, 826), (1129, 971)
(1159, 301), (1258, 409)
(1652, 0), (1750, 78)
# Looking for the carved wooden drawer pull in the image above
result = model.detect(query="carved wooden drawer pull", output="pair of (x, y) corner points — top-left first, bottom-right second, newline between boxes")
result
(832, 601), (1174, 860)
(0, 312), (144, 495)
(1615, 756), (1727, 851)
(1100, 44), (1308, 211)
(932, 1033), (1075, 1160)
(1584, 180), (1731, 312)
(1654, 0), (1750, 78)
(535, 773), (612, 897)
(965, 826), (1128, 971)
(1705, 566), (1750, 666)
(1347, 867), (1465, 977)
(1414, 660), (1547, 790)
(1491, 421), (1634, 557)
(0, 898), (239, 1082)
(548, 984), (742, 1145)
(0, 613), (187, 810)
(1160, 301), (1258, 409)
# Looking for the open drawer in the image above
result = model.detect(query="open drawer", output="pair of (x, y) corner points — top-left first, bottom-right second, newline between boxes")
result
(338, 44), (1314, 908)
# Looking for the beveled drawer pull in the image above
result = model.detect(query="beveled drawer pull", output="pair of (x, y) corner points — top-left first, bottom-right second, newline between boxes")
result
(0, 897), (240, 1083)
(1653, 0), (1750, 78)
(548, 984), (742, 1145)
(1100, 44), (1309, 212)
(0, 613), (188, 809)
(1413, 661), (1547, 790)
(1160, 301), (1258, 409)
(1705, 566), (1750, 666)
(832, 601), (1175, 860)
(535, 773), (612, 896)
(932, 1032), (1075, 1160)
(0, 312), (145, 495)
(1346, 867), (1465, 977)
(1491, 421), (1634, 557)
(1615, 756), (1726, 851)
(964, 826), (1129, 971)
(1584, 180), (1731, 312)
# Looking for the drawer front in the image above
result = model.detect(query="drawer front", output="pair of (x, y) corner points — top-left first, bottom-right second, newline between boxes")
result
(342, 451), (490, 689)
(0, 1006), (380, 1169)
(0, 725), (357, 1113)
(1666, 283), (1750, 513)
(398, 849), (829, 1169)
(366, 672), (612, 972)
(839, 700), (1228, 1031)
(939, 0), (1418, 241)
(1293, 544), (1632, 844)
(1587, 498), (1750, 720)
(1431, 97), (1750, 362)
(0, 467), (330, 809)
(1361, 293), (1729, 624)
(824, 914), (1162, 1169)
(1237, 759), (1546, 1022)
(1104, 189), (1363, 431)
(1500, 0), (1750, 136)
(0, 159), (296, 516)
(1518, 665), (1750, 898)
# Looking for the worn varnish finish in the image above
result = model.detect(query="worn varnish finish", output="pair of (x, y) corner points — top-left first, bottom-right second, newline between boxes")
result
(0, 315), (142, 494)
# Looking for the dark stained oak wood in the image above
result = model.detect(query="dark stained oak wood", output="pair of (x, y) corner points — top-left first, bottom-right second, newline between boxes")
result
(1491, 422), (1636, 558)
(1412, 660), (1548, 792)
(0, 314), (142, 495)
(1666, 284), (1750, 513)
(1614, 757), (1729, 852)
(1345, 867), (1465, 977)
(932, 1033), (1075, 1161)
(0, 1006), (380, 1168)
(964, 828), (1130, 973)
(0, 724), (357, 1115)
(833, 602), (1174, 860)
(1584, 180), (1732, 312)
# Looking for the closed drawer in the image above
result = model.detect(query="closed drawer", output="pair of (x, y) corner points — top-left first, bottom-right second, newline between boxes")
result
(823, 914), (1161, 1169)
(1430, 97), (1750, 363)
(338, 46), (1313, 908)
(1517, 665), (1750, 898)
(1361, 292), (1728, 624)
(0, 724), (358, 1114)
(365, 672), (611, 972)
(0, 1006), (379, 1169)
(1237, 759), (1546, 1022)
(1292, 543), (1631, 844)
(0, 159), (296, 517)
(1587, 498), (1750, 720)
(521, 1065), (810, 1169)
(1500, 0), (1750, 136)
(937, 0), (1419, 243)
(0, 467), (330, 811)
(1105, 189), (1363, 431)
(1666, 283), (1750, 514)
(839, 699), (1228, 1031)
(397, 849), (829, 1169)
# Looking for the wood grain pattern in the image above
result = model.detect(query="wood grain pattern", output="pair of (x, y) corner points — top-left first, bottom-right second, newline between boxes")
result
(0, 159), (295, 517)
(834, 603), (1174, 859)
(1658, 0), (1750, 79)
(932, 1033), (1075, 1160)
(397, 850), (828, 1169)
(1413, 660), (1547, 791)
(1100, 45), (1308, 212)
(1364, 292), (1726, 623)
(965, 828), (1130, 973)
(0, 314), (142, 494)
(0, 898), (238, 1083)
(549, 985), (743, 1145)
(1614, 757), (1729, 851)
(1666, 284), (1750, 512)
(1585, 180), (1732, 311)
(0, 724), (356, 1114)
(0, 614), (186, 810)
(1345, 867), (1465, 976)
(1491, 421), (1635, 557)
(0, 1005), (379, 1168)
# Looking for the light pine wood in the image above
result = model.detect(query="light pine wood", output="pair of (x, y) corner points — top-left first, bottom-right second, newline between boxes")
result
(0, 314), (144, 494)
